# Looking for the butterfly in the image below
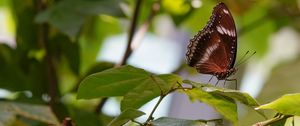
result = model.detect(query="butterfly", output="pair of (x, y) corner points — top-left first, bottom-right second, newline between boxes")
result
(186, 2), (237, 85)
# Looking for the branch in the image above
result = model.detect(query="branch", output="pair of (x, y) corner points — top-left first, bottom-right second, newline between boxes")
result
(118, 0), (161, 66)
(62, 117), (76, 126)
(94, 98), (108, 114)
(95, 0), (161, 114)
(144, 95), (165, 125)
(118, 0), (144, 66)
(95, 0), (143, 114)
(36, 0), (59, 110)
(142, 81), (192, 125)
(252, 115), (292, 126)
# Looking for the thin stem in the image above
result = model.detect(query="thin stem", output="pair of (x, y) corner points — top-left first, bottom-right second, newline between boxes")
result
(118, 0), (144, 66)
(142, 81), (191, 125)
(144, 95), (165, 125)
(252, 115), (292, 126)
(95, 0), (161, 114)
(94, 98), (108, 114)
(36, 0), (59, 110)
(62, 117), (76, 126)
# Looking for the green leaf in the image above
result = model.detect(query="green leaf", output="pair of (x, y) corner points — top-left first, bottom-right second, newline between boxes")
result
(0, 102), (60, 125)
(151, 117), (207, 126)
(257, 93), (300, 116)
(35, 0), (124, 38)
(186, 89), (238, 124)
(108, 108), (145, 126)
(121, 74), (182, 111)
(78, 64), (183, 111)
(184, 80), (266, 119)
(158, 74), (183, 93)
(77, 65), (152, 99)
(183, 80), (259, 106)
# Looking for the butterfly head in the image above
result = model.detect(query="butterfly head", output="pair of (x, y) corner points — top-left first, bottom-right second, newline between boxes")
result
(215, 68), (237, 80)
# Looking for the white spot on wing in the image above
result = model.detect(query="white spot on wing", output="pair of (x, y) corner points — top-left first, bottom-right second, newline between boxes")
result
(199, 43), (219, 63)
(217, 26), (224, 34)
(217, 25), (235, 37)
(223, 9), (229, 14)
(220, 26), (228, 35)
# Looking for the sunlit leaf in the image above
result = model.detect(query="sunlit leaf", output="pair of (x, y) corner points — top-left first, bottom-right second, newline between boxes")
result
(257, 93), (300, 116)
(77, 65), (152, 99)
(78, 64), (182, 111)
(162, 0), (190, 15)
(184, 80), (259, 106)
(108, 108), (145, 126)
(184, 80), (266, 118)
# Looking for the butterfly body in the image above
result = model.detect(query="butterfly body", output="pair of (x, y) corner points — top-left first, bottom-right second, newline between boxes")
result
(186, 2), (237, 81)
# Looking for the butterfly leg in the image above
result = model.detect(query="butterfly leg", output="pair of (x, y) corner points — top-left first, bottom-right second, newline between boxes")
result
(215, 79), (220, 87)
(207, 75), (214, 84)
(223, 80), (227, 88)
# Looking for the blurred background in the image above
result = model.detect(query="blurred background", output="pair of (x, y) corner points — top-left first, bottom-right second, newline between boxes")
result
(1, 0), (300, 125)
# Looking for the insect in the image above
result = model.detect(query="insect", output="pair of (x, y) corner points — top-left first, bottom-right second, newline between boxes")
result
(186, 2), (238, 87)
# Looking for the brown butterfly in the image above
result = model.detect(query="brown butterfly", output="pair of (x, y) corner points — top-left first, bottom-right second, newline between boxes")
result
(186, 2), (237, 85)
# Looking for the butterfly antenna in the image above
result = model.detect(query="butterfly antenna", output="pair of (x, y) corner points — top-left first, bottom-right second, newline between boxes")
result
(236, 51), (256, 67)
(236, 51), (249, 65)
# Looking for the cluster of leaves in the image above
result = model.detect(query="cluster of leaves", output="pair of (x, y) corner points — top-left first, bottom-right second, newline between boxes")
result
(77, 65), (300, 126)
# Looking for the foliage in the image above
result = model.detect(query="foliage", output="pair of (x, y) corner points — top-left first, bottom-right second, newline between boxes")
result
(0, 0), (300, 126)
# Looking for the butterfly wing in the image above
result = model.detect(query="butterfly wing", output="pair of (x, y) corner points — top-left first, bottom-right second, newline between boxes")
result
(186, 2), (237, 74)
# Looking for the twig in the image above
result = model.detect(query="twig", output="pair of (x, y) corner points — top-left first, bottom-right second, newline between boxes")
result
(144, 95), (165, 125)
(118, 0), (144, 66)
(94, 98), (108, 114)
(95, 0), (143, 114)
(142, 81), (187, 125)
(252, 115), (292, 126)
(95, 0), (161, 114)
(36, 0), (59, 111)
(62, 117), (76, 126)
(118, 0), (161, 66)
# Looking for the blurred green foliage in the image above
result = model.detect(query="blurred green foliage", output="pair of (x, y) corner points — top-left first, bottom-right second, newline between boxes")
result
(0, 0), (300, 125)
